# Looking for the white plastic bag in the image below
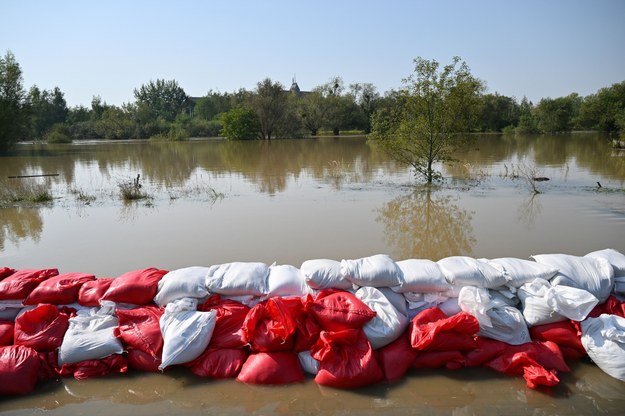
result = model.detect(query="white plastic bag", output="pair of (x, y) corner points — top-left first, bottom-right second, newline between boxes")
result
(355, 286), (409, 349)
(340, 254), (403, 287)
(300, 259), (351, 290)
(159, 298), (217, 370)
(487, 257), (558, 288)
(297, 350), (319, 375)
(154, 266), (210, 306)
(437, 256), (508, 289)
(266, 264), (313, 298)
(205, 262), (269, 296)
(581, 314), (625, 381)
(392, 259), (451, 293)
(585, 248), (625, 276)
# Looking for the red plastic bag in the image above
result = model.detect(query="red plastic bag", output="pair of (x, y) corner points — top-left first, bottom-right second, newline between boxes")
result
(199, 295), (250, 349)
(114, 305), (164, 365)
(0, 268), (58, 301)
(311, 328), (383, 389)
(77, 277), (113, 307)
(101, 268), (167, 305)
(502, 341), (570, 373)
(529, 321), (586, 361)
(23, 272), (95, 305)
(189, 347), (247, 379)
(376, 330), (417, 382)
(306, 289), (377, 332)
(0, 321), (14, 346)
(237, 351), (304, 384)
(126, 348), (161, 372)
(463, 336), (507, 367)
(410, 307), (479, 351)
(14, 304), (71, 352)
(58, 353), (128, 380)
(0, 345), (41, 395)
(589, 295), (625, 318)
(412, 350), (465, 370)
(0, 267), (15, 280)
(485, 350), (559, 389)
(242, 297), (301, 352)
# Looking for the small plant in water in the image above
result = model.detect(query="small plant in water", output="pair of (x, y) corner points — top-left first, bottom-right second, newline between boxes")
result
(503, 163), (547, 194)
(118, 174), (150, 201)
(0, 179), (53, 205)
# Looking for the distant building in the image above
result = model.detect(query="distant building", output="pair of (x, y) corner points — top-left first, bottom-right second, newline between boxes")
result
(287, 76), (311, 98)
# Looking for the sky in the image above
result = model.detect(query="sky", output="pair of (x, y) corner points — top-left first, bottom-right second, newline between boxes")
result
(2, 0), (624, 108)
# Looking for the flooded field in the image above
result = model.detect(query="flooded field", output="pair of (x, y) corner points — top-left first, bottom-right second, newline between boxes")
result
(1, 133), (625, 414)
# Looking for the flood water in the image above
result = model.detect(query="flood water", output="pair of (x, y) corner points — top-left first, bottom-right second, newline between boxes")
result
(1, 133), (625, 415)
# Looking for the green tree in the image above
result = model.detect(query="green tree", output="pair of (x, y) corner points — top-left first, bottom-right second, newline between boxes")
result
(220, 105), (260, 140)
(349, 82), (380, 133)
(298, 89), (327, 136)
(28, 85), (68, 139)
(369, 56), (484, 183)
(193, 90), (232, 120)
(534, 93), (581, 133)
(249, 78), (290, 140)
(515, 97), (540, 134)
(477, 93), (520, 132)
(0, 51), (29, 152)
(134, 79), (191, 123)
(578, 81), (625, 133)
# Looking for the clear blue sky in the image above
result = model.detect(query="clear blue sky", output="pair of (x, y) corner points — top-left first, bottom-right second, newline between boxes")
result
(2, 0), (624, 107)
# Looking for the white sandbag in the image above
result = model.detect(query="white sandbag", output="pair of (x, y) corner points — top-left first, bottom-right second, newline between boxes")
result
(581, 314), (625, 381)
(297, 350), (319, 375)
(159, 298), (217, 370)
(585, 248), (625, 276)
(340, 254), (403, 287)
(458, 286), (531, 345)
(437, 256), (508, 289)
(489, 287), (520, 307)
(438, 298), (462, 317)
(300, 259), (351, 290)
(614, 276), (625, 295)
(532, 253), (614, 302)
(378, 287), (409, 317)
(265, 264), (313, 298)
(58, 301), (124, 365)
(391, 259), (451, 293)
(205, 262), (269, 296)
(0, 300), (24, 321)
(487, 257), (558, 288)
(518, 278), (599, 327)
(355, 286), (409, 349)
(154, 266), (210, 306)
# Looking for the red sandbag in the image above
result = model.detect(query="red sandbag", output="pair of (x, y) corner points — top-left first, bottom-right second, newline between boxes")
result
(504, 341), (570, 373)
(22, 272), (95, 305)
(114, 305), (163, 365)
(412, 350), (465, 370)
(589, 295), (625, 318)
(14, 304), (71, 352)
(198, 295), (250, 349)
(311, 328), (383, 389)
(0, 321), (14, 346)
(189, 347), (247, 379)
(236, 351), (304, 384)
(125, 348), (161, 372)
(77, 277), (113, 307)
(101, 268), (167, 305)
(0, 345), (41, 395)
(485, 350), (559, 389)
(376, 330), (418, 382)
(0, 268), (59, 301)
(410, 307), (479, 351)
(463, 337), (507, 367)
(293, 310), (321, 352)
(0, 267), (15, 280)
(306, 289), (377, 332)
(58, 354), (128, 380)
(529, 321), (586, 361)
(242, 297), (301, 352)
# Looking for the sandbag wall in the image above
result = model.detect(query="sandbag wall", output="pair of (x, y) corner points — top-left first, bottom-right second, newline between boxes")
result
(1, 248), (625, 396)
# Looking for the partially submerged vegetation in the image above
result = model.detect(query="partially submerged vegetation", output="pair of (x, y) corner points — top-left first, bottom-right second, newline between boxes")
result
(0, 179), (53, 205)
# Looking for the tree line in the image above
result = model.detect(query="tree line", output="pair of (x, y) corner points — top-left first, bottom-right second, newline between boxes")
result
(1, 49), (624, 154)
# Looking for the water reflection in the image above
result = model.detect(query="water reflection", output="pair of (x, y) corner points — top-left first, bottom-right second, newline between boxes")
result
(376, 187), (476, 260)
(0, 206), (43, 251)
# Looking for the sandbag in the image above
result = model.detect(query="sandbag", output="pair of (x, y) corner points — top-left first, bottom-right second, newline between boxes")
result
(114, 305), (164, 370)
(0, 268), (59, 301)
(392, 259), (451, 293)
(77, 278), (113, 307)
(154, 266), (210, 306)
(0, 345), (41, 395)
(22, 272), (95, 305)
(14, 304), (71, 352)
(205, 262), (269, 296)
(101, 268), (167, 305)
(340, 254), (403, 287)
(0, 300), (24, 321)
(159, 298), (216, 370)
(198, 295), (250, 349)
(485, 350), (560, 389)
(532, 253), (614, 302)
(306, 289), (376, 332)
(266, 264), (313, 298)
(242, 297), (301, 352)
(585, 248), (625, 276)
(589, 295), (625, 319)
(311, 328), (383, 389)
(410, 307), (479, 351)
(486, 257), (558, 288)
(376, 331), (417, 381)
(412, 350), (464, 370)
(462, 336), (507, 367)
(236, 351), (304, 384)
(189, 347), (247, 379)
(297, 350), (319, 375)
(458, 286), (530, 345)
(300, 259), (351, 290)
(437, 256), (507, 289)
(0, 267), (15, 280)
(58, 302), (124, 366)
(355, 286), (409, 349)
(0, 320), (14, 346)
(581, 314), (625, 381)
(58, 353), (128, 380)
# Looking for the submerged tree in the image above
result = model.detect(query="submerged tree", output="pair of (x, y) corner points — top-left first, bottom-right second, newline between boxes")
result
(0, 51), (29, 152)
(369, 56), (484, 183)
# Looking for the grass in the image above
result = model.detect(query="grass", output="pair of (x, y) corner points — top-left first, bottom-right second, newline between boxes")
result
(118, 175), (150, 201)
(0, 179), (53, 205)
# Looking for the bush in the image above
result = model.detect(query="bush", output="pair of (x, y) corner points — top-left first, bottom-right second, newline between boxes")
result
(45, 123), (72, 143)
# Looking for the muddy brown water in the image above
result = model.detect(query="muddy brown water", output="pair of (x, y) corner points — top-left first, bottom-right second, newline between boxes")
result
(1, 134), (625, 415)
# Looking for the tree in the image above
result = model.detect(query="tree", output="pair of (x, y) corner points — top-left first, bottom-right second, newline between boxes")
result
(477, 93), (520, 132)
(369, 56), (484, 183)
(220, 105), (260, 140)
(249, 78), (290, 140)
(28, 85), (68, 139)
(0, 50), (29, 152)
(134, 79), (191, 123)
(534, 93), (581, 133)
(350, 82), (380, 133)
(193, 90), (232, 120)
